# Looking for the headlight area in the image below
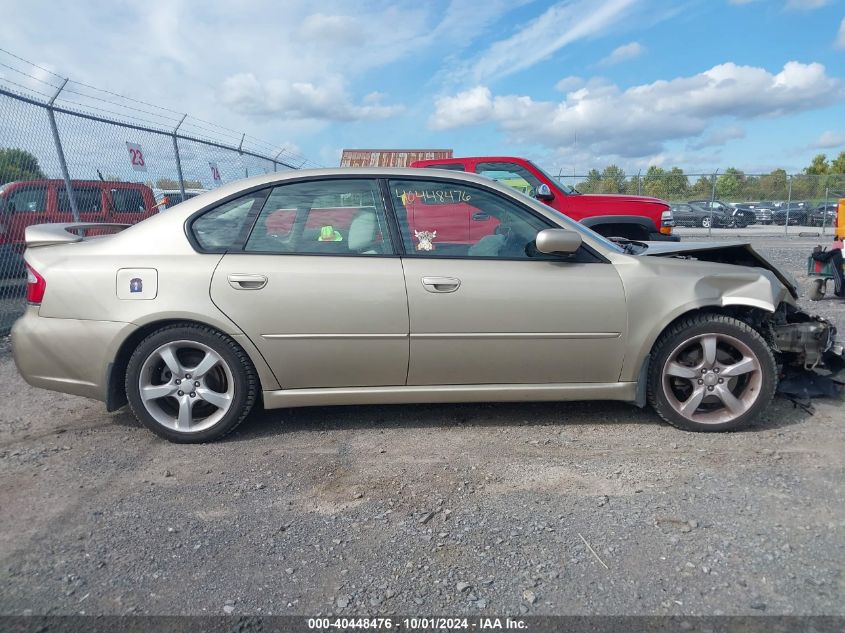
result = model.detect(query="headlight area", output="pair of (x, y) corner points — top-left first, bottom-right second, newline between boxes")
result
(766, 303), (843, 375)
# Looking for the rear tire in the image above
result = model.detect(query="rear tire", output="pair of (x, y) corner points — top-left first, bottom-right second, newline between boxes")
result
(647, 314), (777, 432)
(126, 324), (258, 443)
(700, 217), (712, 228)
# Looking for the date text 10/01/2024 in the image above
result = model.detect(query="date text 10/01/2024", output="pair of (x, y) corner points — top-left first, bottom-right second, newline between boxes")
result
(307, 617), (528, 630)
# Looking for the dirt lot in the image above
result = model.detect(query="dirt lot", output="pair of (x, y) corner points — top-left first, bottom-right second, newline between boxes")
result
(0, 237), (843, 617)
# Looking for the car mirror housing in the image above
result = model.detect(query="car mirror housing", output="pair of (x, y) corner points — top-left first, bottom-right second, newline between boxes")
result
(535, 228), (582, 255)
(535, 183), (555, 201)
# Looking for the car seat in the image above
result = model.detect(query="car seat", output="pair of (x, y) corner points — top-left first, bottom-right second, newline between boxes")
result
(348, 208), (382, 254)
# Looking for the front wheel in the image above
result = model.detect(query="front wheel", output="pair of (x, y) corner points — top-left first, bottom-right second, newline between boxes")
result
(647, 315), (777, 432)
(700, 217), (712, 228)
(126, 324), (258, 442)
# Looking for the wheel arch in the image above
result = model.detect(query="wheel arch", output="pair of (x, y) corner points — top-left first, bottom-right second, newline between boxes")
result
(580, 215), (657, 241)
(106, 318), (277, 412)
(630, 303), (776, 397)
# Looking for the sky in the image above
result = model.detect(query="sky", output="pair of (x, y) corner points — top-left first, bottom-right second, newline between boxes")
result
(1, 0), (844, 175)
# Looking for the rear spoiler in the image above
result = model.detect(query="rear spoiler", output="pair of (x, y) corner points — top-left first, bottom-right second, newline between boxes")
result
(25, 222), (131, 248)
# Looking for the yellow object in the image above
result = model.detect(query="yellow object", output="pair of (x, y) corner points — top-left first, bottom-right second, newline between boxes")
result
(318, 225), (343, 241)
(837, 198), (844, 241)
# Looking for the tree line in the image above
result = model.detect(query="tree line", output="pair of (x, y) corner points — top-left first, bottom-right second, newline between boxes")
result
(572, 151), (845, 201)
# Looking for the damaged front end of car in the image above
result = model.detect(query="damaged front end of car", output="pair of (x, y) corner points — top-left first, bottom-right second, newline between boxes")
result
(645, 240), (845, 385)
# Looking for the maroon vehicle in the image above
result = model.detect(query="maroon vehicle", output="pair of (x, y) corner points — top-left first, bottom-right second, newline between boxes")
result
(410, 156), (677, 242)
(0, 179), (157, 277)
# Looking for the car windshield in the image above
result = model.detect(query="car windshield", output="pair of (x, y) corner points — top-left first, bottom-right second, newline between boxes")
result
(529, 161), (578, 195)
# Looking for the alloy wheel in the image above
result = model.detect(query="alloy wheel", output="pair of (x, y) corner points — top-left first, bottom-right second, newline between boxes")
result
(661, 333), (762, 425)
(138, 340), (235, 433)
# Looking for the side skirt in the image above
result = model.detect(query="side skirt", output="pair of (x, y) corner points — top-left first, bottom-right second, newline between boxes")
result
(262, 382), (638, 409)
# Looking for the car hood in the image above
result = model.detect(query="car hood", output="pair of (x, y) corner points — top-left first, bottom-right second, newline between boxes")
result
(581, 194), (667, 206)
(640, 241), (798, 298)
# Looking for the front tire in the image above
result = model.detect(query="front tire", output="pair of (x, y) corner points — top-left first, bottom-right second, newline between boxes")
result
(126, 324), (258, 443)
(647, 315), (777, 432)
(700, 217), (712, 228)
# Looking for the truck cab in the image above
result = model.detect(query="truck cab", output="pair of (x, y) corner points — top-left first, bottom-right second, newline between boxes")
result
(411, 156), (677, 242)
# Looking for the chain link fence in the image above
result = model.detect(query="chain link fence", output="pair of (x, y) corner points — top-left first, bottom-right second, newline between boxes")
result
(0, 49), (318, 334)
(557, 170), (845, 236)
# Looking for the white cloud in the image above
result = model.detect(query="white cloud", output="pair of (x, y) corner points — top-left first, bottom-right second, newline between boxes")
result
(811, 130), (845, 149)
(689, 126), (746, 150)
(598, 42), (644, 66)
(836, 18), (845, 49)
(430, 61), (843, 158)
(453, 0), (638, 84)
(729, 0), (759, 5)
(555, 76), (585, 92)
(220, 73), (403, 121)
(785, 0), (831, 9)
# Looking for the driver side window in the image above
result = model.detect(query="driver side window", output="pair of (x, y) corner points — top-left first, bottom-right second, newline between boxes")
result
(388, 179), (553, 259)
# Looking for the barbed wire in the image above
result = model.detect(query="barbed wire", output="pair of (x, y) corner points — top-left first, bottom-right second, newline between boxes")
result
(0, 47), (318, 167)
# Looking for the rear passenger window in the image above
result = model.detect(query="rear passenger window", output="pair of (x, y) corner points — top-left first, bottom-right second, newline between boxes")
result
(59, 186), (102, 213)
(110, 188), (146, 212)
(245, 179), (393, 256)
(191, 191), (266, 251)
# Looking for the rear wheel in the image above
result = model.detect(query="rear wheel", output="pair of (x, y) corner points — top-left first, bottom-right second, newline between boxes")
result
(700, 216), (712, 228)
(126, 324), (258, 442)
(648, 315), (777, 432)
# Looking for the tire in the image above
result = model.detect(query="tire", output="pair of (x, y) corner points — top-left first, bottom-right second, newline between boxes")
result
(126, 324), (258, 443)
(700, 217), (712, 228)
(647, 314), (777, 432)
(809, 278), (826, 301)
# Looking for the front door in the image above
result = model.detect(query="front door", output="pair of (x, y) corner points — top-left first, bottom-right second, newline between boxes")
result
(208, 178), (409, 389)
(388, 178), (628, 386)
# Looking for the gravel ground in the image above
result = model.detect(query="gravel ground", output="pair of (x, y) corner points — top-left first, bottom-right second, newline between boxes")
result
(0, 237), (843, 617)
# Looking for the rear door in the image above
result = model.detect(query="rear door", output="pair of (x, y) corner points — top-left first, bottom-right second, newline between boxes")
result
(208, 178), (410, 389)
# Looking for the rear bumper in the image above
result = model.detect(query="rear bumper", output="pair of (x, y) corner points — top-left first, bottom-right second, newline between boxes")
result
(11, 306), (136, 402)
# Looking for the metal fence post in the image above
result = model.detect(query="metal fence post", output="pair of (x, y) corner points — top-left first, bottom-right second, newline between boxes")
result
(822, 187), (829, 236)
(636, 169), (641, 196)
(784, 175), (792, 236)
(274, 150), (285, 173)
(46, 78), (79, 222)
(709, 170), (719, 237)
(172, 114), (187, 200)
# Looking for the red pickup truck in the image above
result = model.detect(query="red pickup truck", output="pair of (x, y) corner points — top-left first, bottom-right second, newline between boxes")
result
(410, 156), (677, 242)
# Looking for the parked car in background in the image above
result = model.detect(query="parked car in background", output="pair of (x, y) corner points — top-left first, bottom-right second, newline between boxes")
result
(0, 179), (157, 278)
(11, 167), (840, 442)
(154, 188), (207, 209)
(772, 202), (808, 226)
(672, 203), (732, 228)
(808, 203), (838, 227)
(410, 156), (677, 242)
(740, 202), (775, 225)
(688, 200), (751, 228)
(725, 204), (757, 227)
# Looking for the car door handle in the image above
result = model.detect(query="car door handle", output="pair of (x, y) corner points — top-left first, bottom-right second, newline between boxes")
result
(421, 276), (461, 293)
(227, 273), (267, 290)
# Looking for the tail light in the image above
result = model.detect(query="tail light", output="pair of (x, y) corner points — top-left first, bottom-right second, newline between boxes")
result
(660, 209), (675, 234)
(26, 263), (46, 304)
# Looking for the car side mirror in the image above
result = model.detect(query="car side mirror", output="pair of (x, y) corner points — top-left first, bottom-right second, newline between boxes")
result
(535, 183), (554, 202)
(535, 228), (582, 255)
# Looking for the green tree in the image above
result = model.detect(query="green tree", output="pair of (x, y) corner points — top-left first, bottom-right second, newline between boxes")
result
(716, 167), (745, 199)
(805, 154), (829, 175)
(663, 167), (689, 201)
(576, 168), (602, 193)
(759, 168), (787, 201)
(642, 166), (668, 199)
(599, 164), (626, 193)
(690, 175), (713, 198)
(830, 151), (845, 175)
(0, 148), (46, 185)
